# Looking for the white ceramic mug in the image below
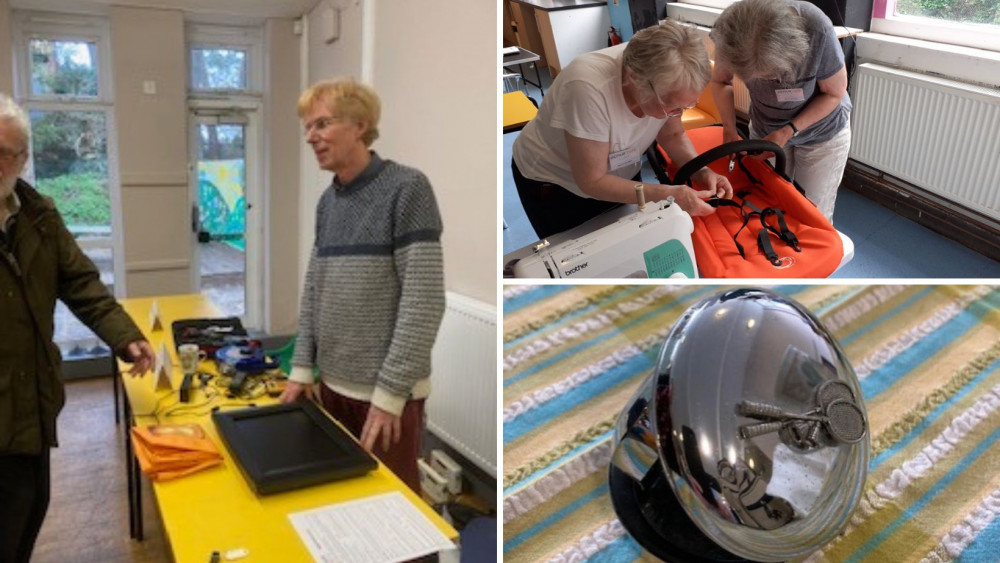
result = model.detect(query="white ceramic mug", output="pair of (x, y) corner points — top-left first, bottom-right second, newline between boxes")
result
(177, 343), (207, 375)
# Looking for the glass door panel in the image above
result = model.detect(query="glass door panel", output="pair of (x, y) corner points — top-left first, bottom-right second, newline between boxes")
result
(195, 121), (246, 318)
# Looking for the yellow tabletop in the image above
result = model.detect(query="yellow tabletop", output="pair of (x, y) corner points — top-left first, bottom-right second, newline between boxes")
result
(118, 294), (458, 562)
(503, 91), (538, 133)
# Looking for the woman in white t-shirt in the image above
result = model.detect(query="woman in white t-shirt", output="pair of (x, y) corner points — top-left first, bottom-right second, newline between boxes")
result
(511, 20), (733, 239)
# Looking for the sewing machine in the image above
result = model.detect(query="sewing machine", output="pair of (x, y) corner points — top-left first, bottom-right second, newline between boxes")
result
(507, 198), (699, 279)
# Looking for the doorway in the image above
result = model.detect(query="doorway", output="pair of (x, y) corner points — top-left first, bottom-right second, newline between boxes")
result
(189, 107), (262, 328)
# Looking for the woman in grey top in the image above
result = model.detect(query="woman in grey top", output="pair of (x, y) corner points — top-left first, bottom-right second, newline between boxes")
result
(710, 0), (852, 222)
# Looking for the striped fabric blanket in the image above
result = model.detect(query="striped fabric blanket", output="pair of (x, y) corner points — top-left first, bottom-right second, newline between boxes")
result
(502, 285), (1000, 562)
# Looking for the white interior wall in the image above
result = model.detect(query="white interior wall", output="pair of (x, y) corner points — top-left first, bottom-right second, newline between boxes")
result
(299, 0), (496, 306)
(297, 0), (363, 289)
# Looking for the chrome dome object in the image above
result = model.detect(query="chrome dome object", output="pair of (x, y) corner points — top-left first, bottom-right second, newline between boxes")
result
(609, 288), (869, 562)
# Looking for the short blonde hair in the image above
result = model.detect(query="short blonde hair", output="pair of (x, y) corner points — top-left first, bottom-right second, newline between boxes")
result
(710, 0), (809, 84)
(0, 93), (31, 150)
(623, 20), (710, 101)
(297, 78), (381, 147)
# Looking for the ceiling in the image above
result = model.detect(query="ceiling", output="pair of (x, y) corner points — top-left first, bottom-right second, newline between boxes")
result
(8, 0), (323, 22)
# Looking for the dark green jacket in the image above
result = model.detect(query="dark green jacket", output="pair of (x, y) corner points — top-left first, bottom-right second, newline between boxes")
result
(1, 179), (145, 455)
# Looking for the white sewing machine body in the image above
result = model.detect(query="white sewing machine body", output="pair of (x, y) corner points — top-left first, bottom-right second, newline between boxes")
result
(510, 200), (698, 279)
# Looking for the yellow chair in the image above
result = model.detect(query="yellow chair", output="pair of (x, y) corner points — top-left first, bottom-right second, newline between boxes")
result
(680, 62), (722, 130)
(503, 91), (538, 133)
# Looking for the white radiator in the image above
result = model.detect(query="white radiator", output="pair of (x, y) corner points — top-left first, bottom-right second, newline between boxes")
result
(849, 63), (1000, 220)
(733, 77), (751, 115)
(428, 292), (497, 477)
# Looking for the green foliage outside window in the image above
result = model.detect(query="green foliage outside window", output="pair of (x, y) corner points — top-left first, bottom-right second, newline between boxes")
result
(30, 39), (98, 97)
(191, 48), (247, 91)
(35, 172), (110, 226)
(896, 0), (1000, 25)
(28, 110), (110, 228)
(30, 110), (107, 179)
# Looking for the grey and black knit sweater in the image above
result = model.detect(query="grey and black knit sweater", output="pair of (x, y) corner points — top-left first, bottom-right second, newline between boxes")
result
(289, 152), (445, 416)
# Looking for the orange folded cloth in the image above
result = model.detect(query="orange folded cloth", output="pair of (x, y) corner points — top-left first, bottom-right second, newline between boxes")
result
(130, 423), (223, 481)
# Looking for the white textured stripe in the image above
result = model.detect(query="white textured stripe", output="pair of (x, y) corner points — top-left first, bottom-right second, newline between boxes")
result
(821, 285), (906, 333)
(502, 440), (613, 523)
(854, 286), (994, 380)
(806, 383), (1000, 563)
(921, 488), (1000, 562)
(503, 328), (670, 424)
(503, 286), (682, 372)
(874, 383), (1000, 501)
(548, 518), (628, 563)
(504, 285), (538, 300)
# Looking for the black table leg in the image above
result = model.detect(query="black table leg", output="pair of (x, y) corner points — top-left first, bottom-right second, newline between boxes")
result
(514, 62), (544, 96)
(124, 376), (135, 539)
(123, 379), (143, 541)
(133, 450), (144, 541)
(113, 357), (120, 425)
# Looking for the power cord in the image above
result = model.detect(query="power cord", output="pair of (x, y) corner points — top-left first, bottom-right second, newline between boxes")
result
(131, 389), (181, 424)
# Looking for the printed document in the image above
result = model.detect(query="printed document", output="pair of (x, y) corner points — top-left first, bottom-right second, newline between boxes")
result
(289, 491), (454, 562)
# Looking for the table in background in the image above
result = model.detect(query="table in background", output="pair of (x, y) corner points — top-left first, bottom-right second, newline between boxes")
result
(503, 91), (539, 133)
(503, 47), (545, 96)
(117, 294), (458, 561)
(507, 0), (609, 78)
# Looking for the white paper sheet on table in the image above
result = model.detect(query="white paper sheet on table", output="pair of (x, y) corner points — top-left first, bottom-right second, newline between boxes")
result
(288, 491), (455, 563)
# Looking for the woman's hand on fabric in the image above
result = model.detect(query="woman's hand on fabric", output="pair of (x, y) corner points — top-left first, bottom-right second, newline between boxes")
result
(722, 127), (743, 146)
(656, 184), (717, 217)
(754, 126), (793, 160)
(690, 168), (733, 200)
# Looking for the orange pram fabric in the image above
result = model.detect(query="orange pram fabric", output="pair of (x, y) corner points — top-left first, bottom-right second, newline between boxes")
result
(659, 126), (843, 278)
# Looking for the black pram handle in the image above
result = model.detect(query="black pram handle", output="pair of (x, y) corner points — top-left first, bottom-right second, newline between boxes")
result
(673, 140), (786, 187)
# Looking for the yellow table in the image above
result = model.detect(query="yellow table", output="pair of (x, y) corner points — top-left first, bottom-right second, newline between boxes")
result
(117, 294), (458, 562)
(503, 91), (538, 133)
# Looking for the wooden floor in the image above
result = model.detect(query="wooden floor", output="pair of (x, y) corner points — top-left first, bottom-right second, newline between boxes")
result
(33, 377), (171, 563)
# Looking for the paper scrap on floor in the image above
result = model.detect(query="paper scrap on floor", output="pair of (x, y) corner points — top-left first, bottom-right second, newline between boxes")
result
(288, 491), (454, 563)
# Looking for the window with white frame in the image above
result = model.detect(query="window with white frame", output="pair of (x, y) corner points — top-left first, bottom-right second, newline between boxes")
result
(871, 0), (999, 52)
(12, 11), (120, 357)
(187, 24), (262, 96)
(676, 0), (738, 9)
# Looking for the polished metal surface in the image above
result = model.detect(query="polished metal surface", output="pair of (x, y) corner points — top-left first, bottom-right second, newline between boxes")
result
(612, 288), (869, 561)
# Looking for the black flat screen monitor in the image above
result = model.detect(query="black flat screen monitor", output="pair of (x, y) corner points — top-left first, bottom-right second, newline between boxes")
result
(213, 401), (377, 495)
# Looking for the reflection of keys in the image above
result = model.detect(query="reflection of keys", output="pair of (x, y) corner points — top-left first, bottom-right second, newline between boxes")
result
(737, 395), (866, 444)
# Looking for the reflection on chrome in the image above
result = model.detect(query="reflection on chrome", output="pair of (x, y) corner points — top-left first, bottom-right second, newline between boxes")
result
(609, 288), (869, 562)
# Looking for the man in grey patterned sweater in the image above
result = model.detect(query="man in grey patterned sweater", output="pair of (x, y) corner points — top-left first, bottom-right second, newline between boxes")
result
(280, 79), (445, 492)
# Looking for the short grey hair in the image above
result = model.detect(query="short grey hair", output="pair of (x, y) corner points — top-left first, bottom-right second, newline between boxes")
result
(623, 20), (711, 101)
(710, 0), (809, 85)
(0, 93), (30, 150)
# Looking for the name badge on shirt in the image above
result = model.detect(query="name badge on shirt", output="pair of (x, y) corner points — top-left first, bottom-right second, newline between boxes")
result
(775, 88), (805, 102)
(609, 148), (640, 171)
